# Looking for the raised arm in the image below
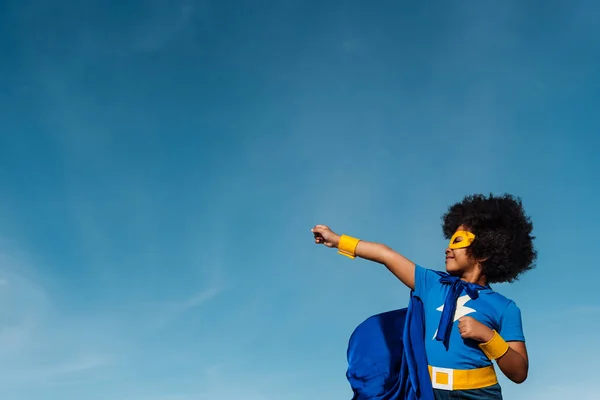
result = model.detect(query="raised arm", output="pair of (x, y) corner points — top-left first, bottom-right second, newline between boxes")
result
(311, 225), (416, 290)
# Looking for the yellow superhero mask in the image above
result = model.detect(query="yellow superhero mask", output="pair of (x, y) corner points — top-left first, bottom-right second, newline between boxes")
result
(448, 230), (476, 249)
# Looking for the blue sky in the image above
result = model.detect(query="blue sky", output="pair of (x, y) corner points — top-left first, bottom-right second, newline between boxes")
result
(1, 0), (599, 399)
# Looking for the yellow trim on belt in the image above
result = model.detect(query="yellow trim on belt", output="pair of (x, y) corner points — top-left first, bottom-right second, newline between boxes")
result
(428, 365), (498, 391)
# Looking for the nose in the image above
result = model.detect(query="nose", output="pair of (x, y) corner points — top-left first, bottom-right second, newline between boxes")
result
(445, 248), (452, 256)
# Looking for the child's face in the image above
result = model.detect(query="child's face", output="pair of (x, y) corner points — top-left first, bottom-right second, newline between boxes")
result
(445, 225), (478, 275)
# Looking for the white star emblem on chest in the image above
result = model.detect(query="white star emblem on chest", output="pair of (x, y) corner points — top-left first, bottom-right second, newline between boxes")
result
(432, 294), (477, 340)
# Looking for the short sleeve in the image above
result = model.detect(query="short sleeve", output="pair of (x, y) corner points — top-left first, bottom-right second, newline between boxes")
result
(498, 301), (525, 342)
(414, 265), (441, 297)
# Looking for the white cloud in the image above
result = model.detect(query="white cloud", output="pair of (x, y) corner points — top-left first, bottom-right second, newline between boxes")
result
(184, 285), (223, 308)
(511, 383), (598, 400)
(0, 252), (117, 389)
(570, 304), (600, 314)
(143, 284), (225, 329)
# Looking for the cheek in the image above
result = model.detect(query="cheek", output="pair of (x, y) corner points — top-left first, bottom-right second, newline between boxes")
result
(453, 250), (469, 265)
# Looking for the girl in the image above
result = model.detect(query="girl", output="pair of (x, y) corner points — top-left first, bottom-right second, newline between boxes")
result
(312, 193), (536, 399)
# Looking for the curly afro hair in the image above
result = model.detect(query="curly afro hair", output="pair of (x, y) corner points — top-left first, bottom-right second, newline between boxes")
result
(442, 193), (537, 284)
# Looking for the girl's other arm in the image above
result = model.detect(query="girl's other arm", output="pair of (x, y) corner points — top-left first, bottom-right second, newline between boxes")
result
(496, 341), (529, 384)
(458, 317), (529, 384)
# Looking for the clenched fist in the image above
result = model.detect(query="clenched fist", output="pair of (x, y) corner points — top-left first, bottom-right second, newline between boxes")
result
(458, 316), (495, 343)
(311, 225), (341, 248)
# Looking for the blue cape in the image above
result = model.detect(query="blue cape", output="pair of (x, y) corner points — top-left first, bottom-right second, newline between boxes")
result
(346, 293), (434, 400)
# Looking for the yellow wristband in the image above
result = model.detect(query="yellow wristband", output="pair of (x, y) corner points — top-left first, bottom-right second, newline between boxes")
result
(478, 330), (510, 360)
(338, 235), (360, 259)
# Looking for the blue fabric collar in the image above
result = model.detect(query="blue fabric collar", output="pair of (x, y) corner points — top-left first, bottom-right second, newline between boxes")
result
(433, 272), (490, 348)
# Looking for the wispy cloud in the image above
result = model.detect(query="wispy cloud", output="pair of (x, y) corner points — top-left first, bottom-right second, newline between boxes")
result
(183, 285), (223, 309)
(0, 243), (226, 396)
(129, 283), (225, 332)
(3, 354), (114, 386)
(512, 383), (598, 400)
(570, 304), (600, 314)
(44, 354), (113, 377)
(0, 250), (117, 389)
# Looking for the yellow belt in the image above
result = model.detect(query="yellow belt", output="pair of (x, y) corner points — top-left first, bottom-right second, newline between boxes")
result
(428, 365), (498, 391)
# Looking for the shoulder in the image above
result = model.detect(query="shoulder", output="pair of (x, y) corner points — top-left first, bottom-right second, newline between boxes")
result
(483, 292), (526, 341)
(482, 289), (513, 305)
(415, 264), (447, 279)
(483, 290), (519, 308)
(414, 265), (446, 297)
(479, 290), (523, 320)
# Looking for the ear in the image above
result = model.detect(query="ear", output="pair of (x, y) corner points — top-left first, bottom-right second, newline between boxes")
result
(466, 247), (489, 264)
(466, 249), (488, 266)
(477, 256), (490, 264)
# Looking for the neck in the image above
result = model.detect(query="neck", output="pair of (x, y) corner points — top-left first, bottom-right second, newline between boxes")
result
(460, 268), (487, 286)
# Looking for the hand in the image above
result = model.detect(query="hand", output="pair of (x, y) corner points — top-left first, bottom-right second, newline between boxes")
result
(458, 316), (495, 342)
(311, 225), (341, 248)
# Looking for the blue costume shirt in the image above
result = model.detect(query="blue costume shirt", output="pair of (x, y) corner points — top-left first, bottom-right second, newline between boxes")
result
(414, 265), (525, 370)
